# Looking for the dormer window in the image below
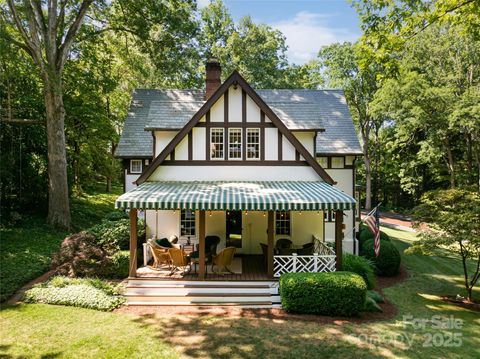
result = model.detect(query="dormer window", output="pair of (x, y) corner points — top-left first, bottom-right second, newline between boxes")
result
(228, 128), (242, 160)
(130, 159), (142, 174)
(246, 128), (260, 159)
(210, 128), (224, 159)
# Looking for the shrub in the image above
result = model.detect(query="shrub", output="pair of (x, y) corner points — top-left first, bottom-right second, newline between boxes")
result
(24, 276), (124, 311)
(279, 272), (367, 316)
(51, 232), (111, 277)
(359, 229), (390, 249)
(342, 253), (376, 289)
(88, 218), (145, 251)
(361, 239), (401, 276)
(100, 251), (130, 279)
(104, 211), (129, 221)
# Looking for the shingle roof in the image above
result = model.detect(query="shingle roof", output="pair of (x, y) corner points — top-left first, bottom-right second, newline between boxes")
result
(115, 88), (362, 157)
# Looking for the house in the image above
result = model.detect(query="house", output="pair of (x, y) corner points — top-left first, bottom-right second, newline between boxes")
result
(114, 60), (361, 304)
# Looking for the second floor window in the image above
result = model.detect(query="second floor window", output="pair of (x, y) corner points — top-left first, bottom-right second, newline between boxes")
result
(246, 128), (260, 159)
(180, 209), (196, 236)
(228, 128), (242, 159)
(210, 128), (224, 159)
(130, 159), (142, 173)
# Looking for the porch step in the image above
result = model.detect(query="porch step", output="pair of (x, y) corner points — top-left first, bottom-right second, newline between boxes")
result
(124, 278), (280, 306)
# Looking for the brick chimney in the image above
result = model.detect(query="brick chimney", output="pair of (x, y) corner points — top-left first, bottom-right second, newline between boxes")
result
(205, 59), (221, 100)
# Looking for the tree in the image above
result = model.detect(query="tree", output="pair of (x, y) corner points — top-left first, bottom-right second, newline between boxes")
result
(317, 42), (382, 209)
(407, 189), (480, 302)
(1, 0), (95, 229)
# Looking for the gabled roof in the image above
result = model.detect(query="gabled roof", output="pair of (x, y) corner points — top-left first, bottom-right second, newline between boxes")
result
(115, 86), (362, 158)
(135, 71), (335, 185)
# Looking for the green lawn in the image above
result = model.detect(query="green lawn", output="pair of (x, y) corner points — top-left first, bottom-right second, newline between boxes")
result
(0, 185), (121, 302)
(1, 227), (479, 358)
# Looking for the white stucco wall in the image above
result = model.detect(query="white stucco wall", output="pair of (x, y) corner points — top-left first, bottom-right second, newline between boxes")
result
(154, 131), (177, 157)
(125, 172), (140, 192)
(147, 165), (321, 181)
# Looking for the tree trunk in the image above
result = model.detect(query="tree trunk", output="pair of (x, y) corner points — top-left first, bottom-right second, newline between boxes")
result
(444, 138), (456, 188)
(44, 73), (71, 230)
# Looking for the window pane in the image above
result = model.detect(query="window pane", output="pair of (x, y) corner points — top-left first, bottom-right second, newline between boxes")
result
(131, 160), (142, 173)
(275, 211), (291, 235)
(246, 128), (260, 159)
(210, 128), (224, 159)
(180, 209), (196, 236)
(229, 128), (242, 159)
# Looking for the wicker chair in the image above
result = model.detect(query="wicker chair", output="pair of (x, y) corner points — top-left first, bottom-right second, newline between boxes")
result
(147, 238), (171, 269)
(296, 242), (314, 255)
(211, 247), (236, 274)
(275, 238), (292, 254)
(168, 247), (191, 276)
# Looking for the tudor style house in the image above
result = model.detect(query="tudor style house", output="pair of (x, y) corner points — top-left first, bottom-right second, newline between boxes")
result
(115, 60), (362, 305)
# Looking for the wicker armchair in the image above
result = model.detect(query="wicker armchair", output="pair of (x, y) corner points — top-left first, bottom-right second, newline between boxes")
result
(147, 238), (171, 269)
(211, 246), (236, 274)
(168, 247), (191, 276)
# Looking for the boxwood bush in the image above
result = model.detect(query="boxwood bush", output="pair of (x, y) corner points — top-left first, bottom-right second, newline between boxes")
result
(24, 276), (124, 311)
(342, 253), (376, 289)
(361, 239), (401, 276)
(279, 272), (367, 316)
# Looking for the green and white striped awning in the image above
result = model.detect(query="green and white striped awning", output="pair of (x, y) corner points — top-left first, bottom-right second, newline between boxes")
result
(115, 181), (356, 211)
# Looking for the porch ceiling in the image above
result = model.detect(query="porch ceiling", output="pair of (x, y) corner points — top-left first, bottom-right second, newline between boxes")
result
(115, 181), (355, 211)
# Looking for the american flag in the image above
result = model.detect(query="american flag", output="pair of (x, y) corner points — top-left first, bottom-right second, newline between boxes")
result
(363, 205), (381, 257)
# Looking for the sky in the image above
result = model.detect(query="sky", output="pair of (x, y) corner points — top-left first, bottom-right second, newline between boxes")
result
(198, 0), (362, 64)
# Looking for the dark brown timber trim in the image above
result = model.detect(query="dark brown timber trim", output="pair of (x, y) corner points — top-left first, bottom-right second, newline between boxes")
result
(224, 88), (229, 123)
(170, 148), (175, 161)
(136, 71), (335, 185)
(335, 210), (343, 270)
(295, 150), (300, 161)
(206, 111), (211, 161)
(195, 122), (275, 128)
(278, 131), (283, 161)
(188, 131), (193, 160)
(242, 89), (247, 123)
(152, 132), (156, 157)
(260, 112), (265, 161)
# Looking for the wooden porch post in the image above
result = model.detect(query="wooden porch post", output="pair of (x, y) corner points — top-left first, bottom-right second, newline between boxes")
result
(267, 210), (274, 278)
(335, 209), (343, 271)
(129, 208), (138, 277)
(198, 210), (206, 280)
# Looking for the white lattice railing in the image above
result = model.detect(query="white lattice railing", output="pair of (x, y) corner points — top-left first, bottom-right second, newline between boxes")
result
(313, 235), (336, 256)
(273, 253), (336, 277)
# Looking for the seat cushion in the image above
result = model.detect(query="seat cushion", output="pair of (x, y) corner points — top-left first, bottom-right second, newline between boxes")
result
(156, 238), (172, 248)
(190, 250), (199, 259)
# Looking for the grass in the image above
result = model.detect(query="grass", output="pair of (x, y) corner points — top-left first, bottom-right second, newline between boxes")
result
(0, 184), (121, 302)
(1, 227), (479, 358)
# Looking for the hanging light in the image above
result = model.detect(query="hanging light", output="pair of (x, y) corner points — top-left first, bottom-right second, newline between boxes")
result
(299, 211), (302, 215)
(209, 210), (212, 217)
(263, 211), (266, 217)
(245, 210), (248, 216)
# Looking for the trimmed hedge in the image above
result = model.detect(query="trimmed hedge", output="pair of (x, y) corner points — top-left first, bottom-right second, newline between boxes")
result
(24, 276), (124, 311)
(359, 229), (390, 250)
(361, 239), (401, 276)
(279, 272), (367, 316)
(342, 253), (376, 289)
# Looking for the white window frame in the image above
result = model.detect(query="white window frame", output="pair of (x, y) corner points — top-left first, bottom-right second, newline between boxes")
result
(210, 128), (225, 160)
(180, 209), (196, 237)
(130, 159), (143, 174)
(246, 128), (260, 160)
(228, 128), (242, 160)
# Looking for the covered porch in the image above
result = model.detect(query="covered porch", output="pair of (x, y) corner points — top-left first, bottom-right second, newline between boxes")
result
(115, 181), (356, 280)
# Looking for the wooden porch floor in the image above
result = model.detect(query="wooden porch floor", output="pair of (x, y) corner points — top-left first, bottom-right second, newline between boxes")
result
(136, 255), (271, 281)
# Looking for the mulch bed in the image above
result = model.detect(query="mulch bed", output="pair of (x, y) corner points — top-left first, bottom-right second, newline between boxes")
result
(440, 296), (480, 312)
(115, 265), (410, 323)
